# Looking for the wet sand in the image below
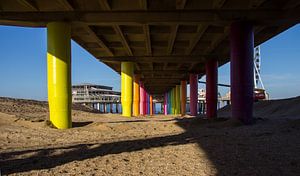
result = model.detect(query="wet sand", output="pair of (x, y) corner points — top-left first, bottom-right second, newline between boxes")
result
(0, 97), (299, 175)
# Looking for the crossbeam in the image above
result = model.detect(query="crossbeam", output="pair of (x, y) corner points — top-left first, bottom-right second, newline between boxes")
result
(99, 55), (218, 63)
(1, 10), (299, 27)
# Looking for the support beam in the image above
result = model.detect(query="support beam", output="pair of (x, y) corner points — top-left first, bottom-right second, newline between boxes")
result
(85, 26), (114, 56)
(18, 0), (39, 11)
(121, 62), (134, 117)
(181, 80), (187, 116)
(133, 75), (140, 116)
(167, 25), (178, 55)
(143, 24), (152, 55)
(47, 22), (72, 129)
(205, 59), (218, 118)
(100, 55), (207, 63)
(230, 21), (254, 124)
(189, 74), (198, 116)
(2, 10), (300, 27)
(113, 25), (133, 56)
(186, 25), (208, 54)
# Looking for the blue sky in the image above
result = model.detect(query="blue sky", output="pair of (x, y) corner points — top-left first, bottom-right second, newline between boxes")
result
(0, 24), (299, 100)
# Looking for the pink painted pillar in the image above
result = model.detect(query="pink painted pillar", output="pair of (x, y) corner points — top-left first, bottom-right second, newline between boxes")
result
(189, 74), (198, 116)
(206, 60), (218, 118)
(230, 21), (254, 124)
(164, 93), (168, 115)
(139, 82), (145, 115)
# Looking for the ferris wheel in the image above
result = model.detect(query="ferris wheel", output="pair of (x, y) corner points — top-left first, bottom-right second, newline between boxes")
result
(254, 46), (269, 100)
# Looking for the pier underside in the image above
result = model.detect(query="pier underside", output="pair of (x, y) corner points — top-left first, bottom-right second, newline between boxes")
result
(1, 0), (299, 125)
(1, 0), (299, 94)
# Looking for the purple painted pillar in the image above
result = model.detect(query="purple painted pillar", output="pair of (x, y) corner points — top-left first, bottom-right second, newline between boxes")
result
(164, 93), (168, 115)
(230, 21), (254, 124)
(139, 82), (145, 115)
(189, 74), (198, 116)
(146, 92), (149, 115)
(206, 60), (218, 119)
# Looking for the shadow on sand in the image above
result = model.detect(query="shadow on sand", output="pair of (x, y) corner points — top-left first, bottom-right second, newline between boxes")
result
(1, 116), (299, 175)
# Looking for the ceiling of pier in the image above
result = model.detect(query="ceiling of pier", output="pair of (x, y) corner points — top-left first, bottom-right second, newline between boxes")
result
(0, 0), (299, 94)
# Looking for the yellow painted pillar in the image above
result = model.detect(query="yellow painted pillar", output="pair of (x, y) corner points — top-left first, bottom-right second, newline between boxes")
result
(172, 87), (176, 114)
(121, 62), (134, 117)
(47, 22), (72, 129)
(133, 74), (140, 116)
(175, 85), (181, 115)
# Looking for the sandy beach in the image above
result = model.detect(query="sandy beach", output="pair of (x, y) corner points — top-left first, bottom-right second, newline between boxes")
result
(0, 97), (299, 175)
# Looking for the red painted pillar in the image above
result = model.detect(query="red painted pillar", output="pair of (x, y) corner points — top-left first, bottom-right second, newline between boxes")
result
(189, 74), (198, 116)
(206, 60), (218, 118)
(230, 21), (254, 124)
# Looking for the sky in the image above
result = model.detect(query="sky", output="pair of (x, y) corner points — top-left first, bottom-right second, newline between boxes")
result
(0, 24), (299, 100)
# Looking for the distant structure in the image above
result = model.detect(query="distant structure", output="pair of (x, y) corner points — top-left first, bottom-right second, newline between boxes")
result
(72, 84), (121, 113)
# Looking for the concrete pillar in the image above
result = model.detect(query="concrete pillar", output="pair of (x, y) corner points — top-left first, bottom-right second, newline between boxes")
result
(206, 60), (218, 118)
(110, 103), (113, 113)
(230, 21), (254, 124)
(181, 80), (187, 116)
(121, 62), (134, 117)
(104, 103), (106, 113)
(189, 74), (198, 116)
(139, 82), (145, 115)
(133, 75), (140, 116)
(116, 103), (119, 113)
(47, 22), (71, 129)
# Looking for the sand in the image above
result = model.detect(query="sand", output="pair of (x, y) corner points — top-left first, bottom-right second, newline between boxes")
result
(0, 97), (299, 176)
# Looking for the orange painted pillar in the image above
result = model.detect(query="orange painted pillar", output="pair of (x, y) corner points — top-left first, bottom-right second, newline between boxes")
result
(150, 95), (153, 115)
(133, 75), (140, 116)
(181, 80), (187, 116)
